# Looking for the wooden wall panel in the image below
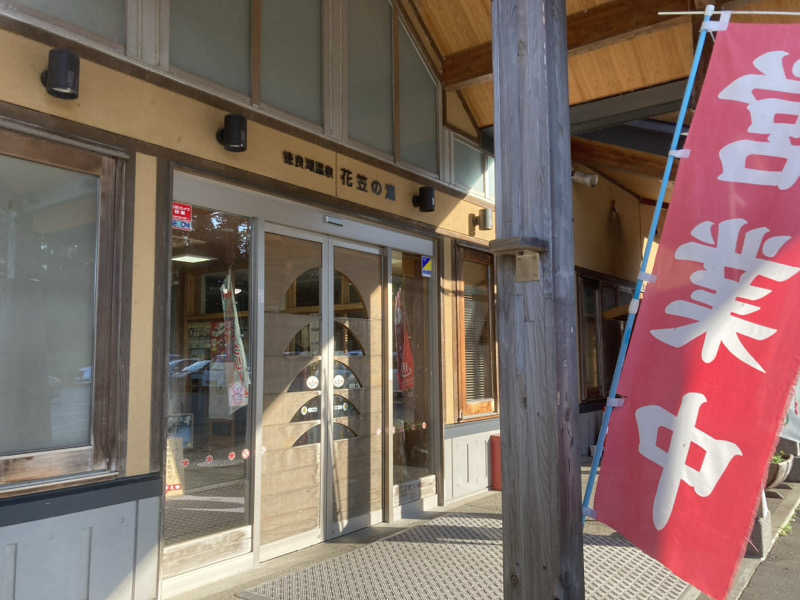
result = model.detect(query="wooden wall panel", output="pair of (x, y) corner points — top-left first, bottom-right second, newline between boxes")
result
(412, 0), (491, 56)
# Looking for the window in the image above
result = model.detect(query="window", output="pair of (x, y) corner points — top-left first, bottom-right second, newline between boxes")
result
(348, 0), (394, 155)
(577, 269), (634, 409)
(260, 0), (323, 124)
(0, 129), (126, 492)
(456, 246), (498, 419)
(8, 0), (126, 47)
(170, 0), (251, 95)
(452, 134), (494, 201)
(398, 23), (437, 173)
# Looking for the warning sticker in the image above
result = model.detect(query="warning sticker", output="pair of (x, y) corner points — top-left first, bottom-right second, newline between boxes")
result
(421, 256), (433, 278)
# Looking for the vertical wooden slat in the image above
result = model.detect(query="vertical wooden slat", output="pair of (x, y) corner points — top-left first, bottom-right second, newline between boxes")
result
(251, 0), (262, 106)
(493, 0), (585, 598)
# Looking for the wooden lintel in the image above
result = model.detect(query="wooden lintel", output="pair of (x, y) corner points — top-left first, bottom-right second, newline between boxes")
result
(442, 41), (492, 90)
(571, 137), (675, 181)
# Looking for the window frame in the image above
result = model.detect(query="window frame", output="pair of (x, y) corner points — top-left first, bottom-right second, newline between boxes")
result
(0, 128), (127, 496)
(455, 244), (499, 421)
(448, 130), (494, 203)
(576, 268), (635, 412)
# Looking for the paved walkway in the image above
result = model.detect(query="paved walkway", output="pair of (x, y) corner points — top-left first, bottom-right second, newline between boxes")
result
(234, 492), (694, 600)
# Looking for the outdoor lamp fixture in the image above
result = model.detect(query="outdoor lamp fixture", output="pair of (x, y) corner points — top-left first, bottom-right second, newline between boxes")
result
(217, 114), (247, 152)
(41, 49), (80, 99)
(412, 186), (435, 212)
(470, 208), (494, 232)
(571, 169), (599, 187)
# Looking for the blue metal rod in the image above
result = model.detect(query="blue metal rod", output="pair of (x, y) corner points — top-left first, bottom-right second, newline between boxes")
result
(581, 4), (717, 523)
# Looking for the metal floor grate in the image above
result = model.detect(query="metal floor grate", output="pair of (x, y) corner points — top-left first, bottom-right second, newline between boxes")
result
(239, 513), (690, 600)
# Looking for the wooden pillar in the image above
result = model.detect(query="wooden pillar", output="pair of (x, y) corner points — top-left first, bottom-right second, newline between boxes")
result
(491, 1), (585, 599)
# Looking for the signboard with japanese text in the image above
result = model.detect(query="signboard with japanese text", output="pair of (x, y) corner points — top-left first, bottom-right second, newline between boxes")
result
(172, 202), (192, 231)
(595, 24), (800, 600)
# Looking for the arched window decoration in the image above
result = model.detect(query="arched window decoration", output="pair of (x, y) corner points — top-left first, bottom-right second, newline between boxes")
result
(292, 423), (358, 447)
(291, 396), (321, 422)
(287, 360), (363, 392)
(283, 268), (367, 318)
(283, 321), (365, 357)
(291, 395), (360, 422)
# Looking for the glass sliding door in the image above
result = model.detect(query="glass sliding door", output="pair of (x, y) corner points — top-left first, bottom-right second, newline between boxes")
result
(162, 206), (254, 577)
(260, 228), (384, 556)
(261, 232), (324, 550)
(328, 246), (383, 536)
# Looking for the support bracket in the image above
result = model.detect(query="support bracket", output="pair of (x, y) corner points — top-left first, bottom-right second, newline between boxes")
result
(490, 237), (549, 283)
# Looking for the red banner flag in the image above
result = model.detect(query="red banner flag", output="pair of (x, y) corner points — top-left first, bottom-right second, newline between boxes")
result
(595, 23), (800, 600)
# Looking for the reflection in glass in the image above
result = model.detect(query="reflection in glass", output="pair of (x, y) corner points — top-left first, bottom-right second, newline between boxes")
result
(283, 268), (367, 318)
(463, 260), (494, 401)
(284, 321), (365, 357)
(164, 205), (252, 547)
(0, 155), (97, 455)
(288, 360), (362, 392)
(392, 251), (433, 484)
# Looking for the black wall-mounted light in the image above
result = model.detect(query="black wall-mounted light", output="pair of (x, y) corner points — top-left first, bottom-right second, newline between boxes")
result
(412, 186), (435, 212)
(41, 49), (80, 100)
(216, 114), (247, 152)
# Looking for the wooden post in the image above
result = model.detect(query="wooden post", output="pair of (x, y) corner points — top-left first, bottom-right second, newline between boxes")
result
(491, 1), (585, 599)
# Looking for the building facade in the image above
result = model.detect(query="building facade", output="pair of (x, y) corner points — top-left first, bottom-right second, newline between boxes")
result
(0, 1), (658, 598)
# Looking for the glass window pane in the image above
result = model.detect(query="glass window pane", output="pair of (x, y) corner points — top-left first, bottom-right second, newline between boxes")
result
(170, 0), (251, 95)
(453, 139), (484, 193)
(398, 25), (437, 173)
(12, 0), (125, 45)
(165, 206), (252, 546)
(348, 0), (393, 154)
(0, 155), (98, 455)
(463, 260), (493, 401)
(580, 278), (601, 401)
(261, 0), (322, 124)
(392, 251), (433, 484)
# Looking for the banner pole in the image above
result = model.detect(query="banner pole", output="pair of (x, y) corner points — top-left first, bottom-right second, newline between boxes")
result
(581, 4), (718, 523)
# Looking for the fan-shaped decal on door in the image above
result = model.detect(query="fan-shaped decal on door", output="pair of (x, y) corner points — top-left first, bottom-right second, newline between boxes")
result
(291, 395), (360, 423)
(292, 423), (358, 447)
(283, 321), (366, 357)
(287, 360), (362, 392)
(283, 268), (367, 318)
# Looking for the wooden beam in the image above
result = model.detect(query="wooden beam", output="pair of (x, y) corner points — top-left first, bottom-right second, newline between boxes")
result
(567, 0), (689, 50)
(571, 137), (675, 180)
(493, 0), (584, 598)
(441, 41), (492, 90)
(441, 0), (690, 91)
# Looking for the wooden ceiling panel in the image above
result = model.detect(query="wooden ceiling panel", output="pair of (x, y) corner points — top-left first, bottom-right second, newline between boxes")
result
(566, 0), (617, 14)
(568, 19), (693, 105)
(460, 82), (494, 129)
(412, 0), (491, 56)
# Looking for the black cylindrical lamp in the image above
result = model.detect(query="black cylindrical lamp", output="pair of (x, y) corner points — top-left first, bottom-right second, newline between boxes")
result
(41, 49), (80, 100)
(217, 114), (247, 152)
(412, 186), (435, 212)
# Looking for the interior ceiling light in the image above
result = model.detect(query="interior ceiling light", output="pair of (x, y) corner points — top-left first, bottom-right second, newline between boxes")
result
(171, 254), (214, 264)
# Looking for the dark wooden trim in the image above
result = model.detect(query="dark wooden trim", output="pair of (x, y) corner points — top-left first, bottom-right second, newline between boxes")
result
(150, 158), (172, 474)
(442, 42), (493, 91)
(0, 474), (161, 526)
(0, 127), (104, 174)
(250, 0), (261, 106)
(574, 265), (635, 290)
(0, 15), (471, 199)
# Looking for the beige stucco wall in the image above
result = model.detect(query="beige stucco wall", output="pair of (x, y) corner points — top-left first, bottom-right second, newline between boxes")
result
(573, 165), (645, 282)
(126, 153), (157, 476)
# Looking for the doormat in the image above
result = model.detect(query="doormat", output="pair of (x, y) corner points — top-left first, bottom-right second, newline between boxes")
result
(238, 512), (693, 600)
